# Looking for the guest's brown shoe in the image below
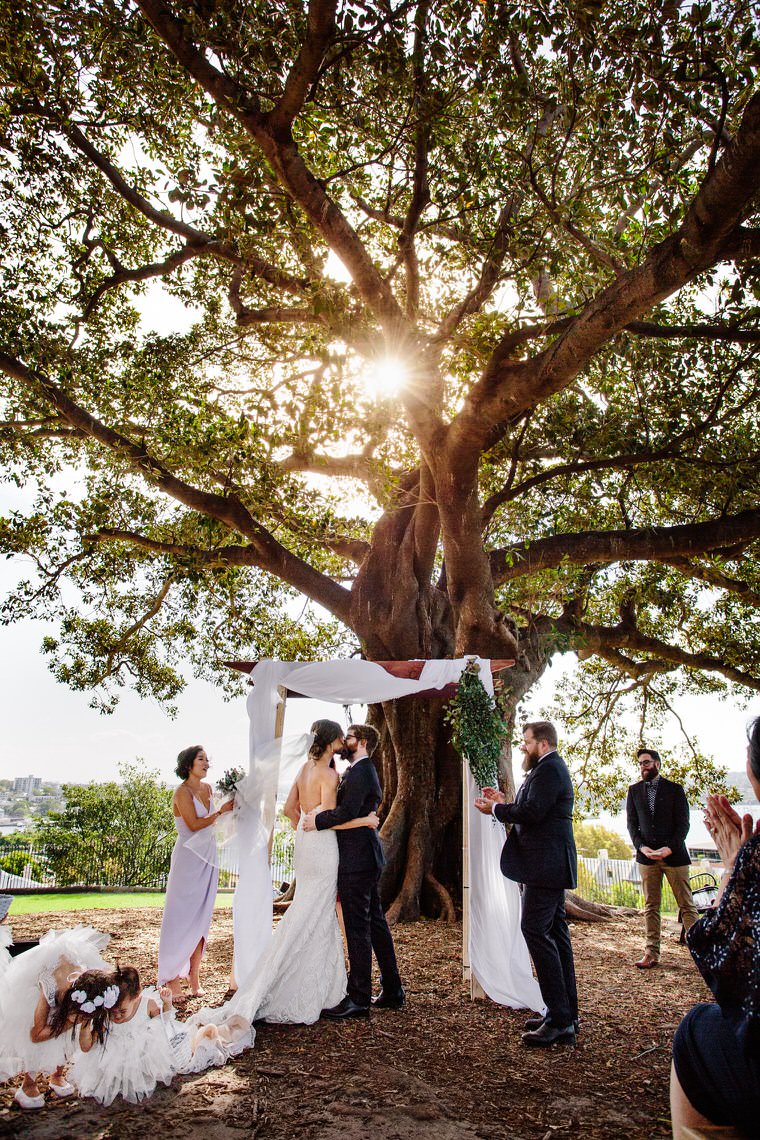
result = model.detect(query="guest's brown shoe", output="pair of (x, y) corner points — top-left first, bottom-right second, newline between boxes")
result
(635, 951), (659, 969)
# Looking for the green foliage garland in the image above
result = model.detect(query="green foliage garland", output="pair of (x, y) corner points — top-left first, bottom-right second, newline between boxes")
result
(445, 662), (508, 791)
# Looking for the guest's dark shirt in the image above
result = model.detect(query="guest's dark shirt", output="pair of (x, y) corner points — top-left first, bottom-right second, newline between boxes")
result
(687, 833), (760, 1035)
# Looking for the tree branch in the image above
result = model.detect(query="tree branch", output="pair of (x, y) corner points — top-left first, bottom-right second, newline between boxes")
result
(227, 268), (321, 327)
(269, 0), (337, 130)
(48, 113), (314, 307)
(0, 350), (352, 623)
(447, 90), (760, 463)
(626, 320), (760, 344)
(81, 243), (204, 318)
(398, 0), (431, 318)
(661, 557), (760, 607)
(570, 616), (760, 693)
(136, 0), (407, 331)
(490, 508), (760, 584)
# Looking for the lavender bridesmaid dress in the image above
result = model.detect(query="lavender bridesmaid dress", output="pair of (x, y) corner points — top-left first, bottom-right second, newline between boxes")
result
(157, 793), (218, 985)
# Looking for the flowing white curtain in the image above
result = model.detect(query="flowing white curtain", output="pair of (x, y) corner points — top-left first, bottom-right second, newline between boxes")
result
(231, 657), (542, 1010)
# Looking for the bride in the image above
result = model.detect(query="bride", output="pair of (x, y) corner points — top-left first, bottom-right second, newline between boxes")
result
(193, 719), (379, 1028)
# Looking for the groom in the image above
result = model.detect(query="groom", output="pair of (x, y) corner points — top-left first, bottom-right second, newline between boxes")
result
(303, 723), (404, 1019)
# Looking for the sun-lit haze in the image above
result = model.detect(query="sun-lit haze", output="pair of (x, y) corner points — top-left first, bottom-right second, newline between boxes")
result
(364, 356), (407, 399)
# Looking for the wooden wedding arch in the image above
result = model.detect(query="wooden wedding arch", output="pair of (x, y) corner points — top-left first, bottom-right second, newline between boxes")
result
(225, 657), (515, 999)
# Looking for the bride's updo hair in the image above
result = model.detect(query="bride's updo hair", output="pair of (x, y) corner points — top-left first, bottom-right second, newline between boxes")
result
(308, 719), (343, 761)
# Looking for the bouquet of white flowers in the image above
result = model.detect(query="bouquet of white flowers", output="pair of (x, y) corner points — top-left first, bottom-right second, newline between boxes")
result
(216, 767), (245, 796)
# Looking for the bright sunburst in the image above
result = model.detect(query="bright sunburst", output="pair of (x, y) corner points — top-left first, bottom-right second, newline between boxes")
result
(363, 357), (407, 398)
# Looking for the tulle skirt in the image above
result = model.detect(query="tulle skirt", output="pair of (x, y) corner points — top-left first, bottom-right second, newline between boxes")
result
(69, 989), (175, 1105)
(0, 926), (110, 1080)
(163, 1012), (252, 1075)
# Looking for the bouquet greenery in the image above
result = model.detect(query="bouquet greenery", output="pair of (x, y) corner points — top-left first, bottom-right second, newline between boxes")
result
(444, 659), (507, 790)
(216, 767), (245, 796)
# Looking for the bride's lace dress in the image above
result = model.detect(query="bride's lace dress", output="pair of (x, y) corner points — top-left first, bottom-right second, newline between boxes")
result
(193, 818), (346, 1029)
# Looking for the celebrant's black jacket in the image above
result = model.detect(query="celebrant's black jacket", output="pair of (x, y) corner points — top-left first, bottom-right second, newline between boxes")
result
(494, 750), (577, 889)
(626, 776), (692, 866)
(314, 755), (385, 874)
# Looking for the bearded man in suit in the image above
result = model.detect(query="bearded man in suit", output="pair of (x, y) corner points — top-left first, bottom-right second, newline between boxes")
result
(475, 719), (579, 1047)
(626, 747), (699, 968)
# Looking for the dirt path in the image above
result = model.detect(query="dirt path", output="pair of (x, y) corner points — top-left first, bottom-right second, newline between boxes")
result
(0, 907), (707, 1139)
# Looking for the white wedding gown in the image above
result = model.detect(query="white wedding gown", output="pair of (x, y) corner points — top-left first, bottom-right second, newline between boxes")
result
(192, 817), (346, 1033)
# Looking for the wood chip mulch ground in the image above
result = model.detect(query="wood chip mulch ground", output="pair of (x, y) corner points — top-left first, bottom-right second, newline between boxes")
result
(0, 906), (708, 1139)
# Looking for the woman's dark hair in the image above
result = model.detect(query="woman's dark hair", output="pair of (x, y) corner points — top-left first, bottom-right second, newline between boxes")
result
(176, 745), (204, 780)
(48, 968), (116, 1046)
(748, 717), (760, 782)
(115, 963), (141, 1000)
(308, 719), (343, 761)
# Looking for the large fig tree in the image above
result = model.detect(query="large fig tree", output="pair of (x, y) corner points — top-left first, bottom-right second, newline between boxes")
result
(2, 0), (760, 918)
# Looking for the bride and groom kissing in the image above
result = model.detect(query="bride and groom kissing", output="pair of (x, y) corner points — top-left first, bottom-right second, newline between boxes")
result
(302, 720), (405, 1018)
(193, 719), (404, 1034)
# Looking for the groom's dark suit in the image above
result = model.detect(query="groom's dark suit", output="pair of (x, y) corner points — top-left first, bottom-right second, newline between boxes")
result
(315, 755), (401, 1007)
(494, 750), (578, 1028)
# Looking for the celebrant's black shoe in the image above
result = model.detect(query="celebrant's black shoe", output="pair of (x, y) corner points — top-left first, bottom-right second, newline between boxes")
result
(321, 996), (370, 1020)
(372, 986), (406, 1009)
(521, 1020), (576, 1047)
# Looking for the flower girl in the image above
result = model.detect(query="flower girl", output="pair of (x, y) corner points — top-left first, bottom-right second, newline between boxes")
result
(0, 925), (112, 1109)
(71, 964), (250, 1105)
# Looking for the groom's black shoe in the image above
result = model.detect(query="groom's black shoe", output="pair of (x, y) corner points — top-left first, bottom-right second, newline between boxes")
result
(321, 996), (370, 1020)
(372, 986), (406, 1009)
(524, 1013), (581, 1033)
(521, 1020), (576, 1047)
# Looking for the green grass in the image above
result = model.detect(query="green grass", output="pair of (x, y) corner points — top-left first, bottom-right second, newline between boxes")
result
(9, 892), (234, 914)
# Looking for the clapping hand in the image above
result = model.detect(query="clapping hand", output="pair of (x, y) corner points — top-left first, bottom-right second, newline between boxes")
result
(474, 786), (506, 815)
(704, 794), (759, 870)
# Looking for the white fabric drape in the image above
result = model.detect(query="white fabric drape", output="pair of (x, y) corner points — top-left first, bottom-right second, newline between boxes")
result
(232, 727), (311, 985)
(465, 767), (543, 1009)
(232, 657), (541, 1010)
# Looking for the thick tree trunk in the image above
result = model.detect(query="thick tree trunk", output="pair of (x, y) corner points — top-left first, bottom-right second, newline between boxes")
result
(369, 623), (555, 922)
(371, 696), (460, 923)
(368, 621), (613, 924)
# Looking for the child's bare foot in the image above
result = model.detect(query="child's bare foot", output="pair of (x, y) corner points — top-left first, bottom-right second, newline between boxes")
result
(20, 1075), (41, 1099)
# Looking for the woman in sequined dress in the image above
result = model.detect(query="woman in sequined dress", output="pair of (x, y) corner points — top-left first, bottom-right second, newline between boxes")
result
(670, 715), (760, 1138)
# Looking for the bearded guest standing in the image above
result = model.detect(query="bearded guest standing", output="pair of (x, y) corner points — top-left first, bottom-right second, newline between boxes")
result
(475, 720), (578, 1047)
(626, 747), (699, 969)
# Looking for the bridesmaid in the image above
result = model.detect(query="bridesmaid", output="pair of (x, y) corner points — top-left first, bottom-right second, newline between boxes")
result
(157, 746), (233, 999)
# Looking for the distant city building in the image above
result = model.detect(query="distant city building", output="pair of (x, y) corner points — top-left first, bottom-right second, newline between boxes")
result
(12, 775), (42, 796)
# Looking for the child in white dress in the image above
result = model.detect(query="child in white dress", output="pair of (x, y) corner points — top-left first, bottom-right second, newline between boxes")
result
(71, 965), (251, 1105)
(0, 926), (112, 1109)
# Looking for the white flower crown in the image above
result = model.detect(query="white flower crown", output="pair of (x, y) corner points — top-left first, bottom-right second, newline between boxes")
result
(70, 982), (119, 1014)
